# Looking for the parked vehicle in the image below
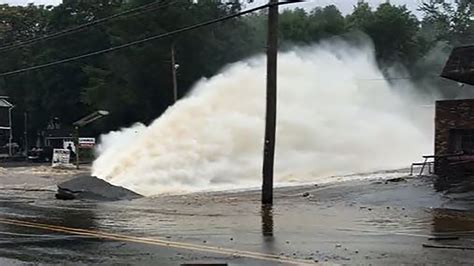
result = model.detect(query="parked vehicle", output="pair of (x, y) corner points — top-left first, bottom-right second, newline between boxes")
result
(27, 147), (53, 162)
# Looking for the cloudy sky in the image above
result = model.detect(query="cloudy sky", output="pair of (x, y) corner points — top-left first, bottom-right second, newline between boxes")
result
(0, 0), (443, 15)
(0, 0), (61, 6)
(252, 0), (425, 15)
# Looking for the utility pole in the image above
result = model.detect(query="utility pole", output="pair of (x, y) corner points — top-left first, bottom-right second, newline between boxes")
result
(24, 112), (28, 156)
(171, 44), (178, 103)
(8, 106), (13, 157)
(262, 0), (279, 205)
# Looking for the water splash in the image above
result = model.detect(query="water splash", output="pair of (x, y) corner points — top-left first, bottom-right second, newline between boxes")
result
(92, 40), (433, 196)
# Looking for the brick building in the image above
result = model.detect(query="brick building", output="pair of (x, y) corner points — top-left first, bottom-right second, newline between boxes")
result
(433, 45), (474, 176)
(435, 99), (474, 176)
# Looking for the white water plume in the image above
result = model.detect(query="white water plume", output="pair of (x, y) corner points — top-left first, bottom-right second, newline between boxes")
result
(92, 40), (433, 196)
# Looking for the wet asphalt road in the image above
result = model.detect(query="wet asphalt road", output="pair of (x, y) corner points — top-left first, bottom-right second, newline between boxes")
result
(0, 168), (474, 265)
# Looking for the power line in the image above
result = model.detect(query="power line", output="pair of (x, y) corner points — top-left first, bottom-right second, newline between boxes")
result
(0, 0), (178, 53)
(0, 0), (302, 78)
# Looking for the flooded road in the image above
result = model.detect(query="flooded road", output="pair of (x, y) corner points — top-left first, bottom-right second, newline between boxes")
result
(0, 166), (473, 264)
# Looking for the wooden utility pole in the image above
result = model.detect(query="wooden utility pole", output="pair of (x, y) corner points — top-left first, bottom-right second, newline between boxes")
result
(171, 44), (178, 103)
(24, 112), (28, 156)
(8, 106), (12, 157)
(262, 0), (279, 205)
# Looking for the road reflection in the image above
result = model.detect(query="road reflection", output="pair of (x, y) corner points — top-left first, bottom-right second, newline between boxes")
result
(0, 200), (101, 263)
(261, 204), (274, 238)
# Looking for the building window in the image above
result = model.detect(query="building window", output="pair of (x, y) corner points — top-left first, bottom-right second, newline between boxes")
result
(450, 129), (474, 154)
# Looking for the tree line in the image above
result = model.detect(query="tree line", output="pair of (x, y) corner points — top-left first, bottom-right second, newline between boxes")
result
(0, 0), (471, 147)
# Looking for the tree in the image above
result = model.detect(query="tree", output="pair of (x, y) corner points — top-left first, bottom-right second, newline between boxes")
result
(278, 5), (345, 45)
(0, 0), (470, 148)
(80, 0), (260, 130)
(308, 5), (345, 40)
(347, 2), (422, 67)
(420, 0), (473, 46)
(279, 8), (311, 43)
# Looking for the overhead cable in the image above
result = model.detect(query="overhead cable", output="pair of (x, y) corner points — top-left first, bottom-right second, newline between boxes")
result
(0, 0), (302, 77)
(0, 0), (178, 52)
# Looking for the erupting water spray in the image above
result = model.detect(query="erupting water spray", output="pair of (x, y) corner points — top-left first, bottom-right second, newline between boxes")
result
(92, 39), (432, 196)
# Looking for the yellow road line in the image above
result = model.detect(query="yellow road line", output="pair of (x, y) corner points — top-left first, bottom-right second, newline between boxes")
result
(0, 217), (316, 265)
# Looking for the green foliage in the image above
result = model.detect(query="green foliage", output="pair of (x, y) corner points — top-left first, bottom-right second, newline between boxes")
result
(0, 0), (471, 147)
(420, 0), (473, 45)
(347, 2), (421, 65)
(0, 4), (51, 44)
(278, 5), (345, 45)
